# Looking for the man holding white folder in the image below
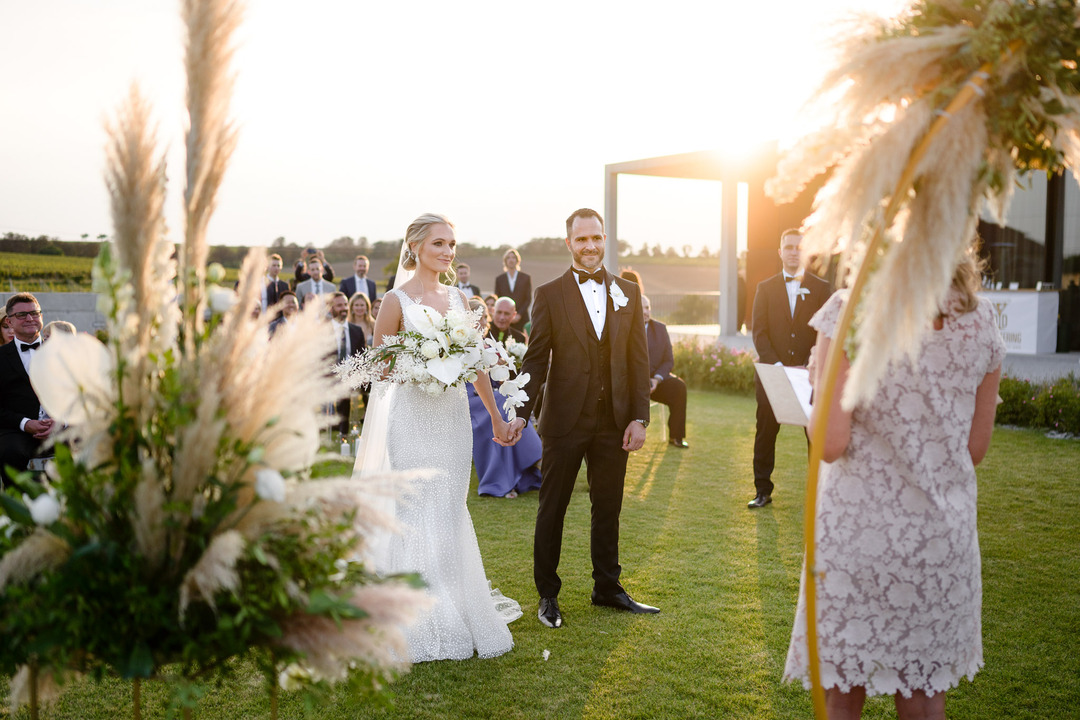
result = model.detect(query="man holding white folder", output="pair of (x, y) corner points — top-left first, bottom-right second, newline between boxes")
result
(748, 228), (831, 508)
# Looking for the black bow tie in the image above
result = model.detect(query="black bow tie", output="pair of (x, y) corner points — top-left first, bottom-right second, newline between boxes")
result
(20, 341), (40, 352)
(574, 267), (604, 285)
(785, 275), (802, 283)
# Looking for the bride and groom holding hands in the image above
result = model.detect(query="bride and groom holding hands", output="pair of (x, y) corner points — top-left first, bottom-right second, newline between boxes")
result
(357, 207), (659, 663)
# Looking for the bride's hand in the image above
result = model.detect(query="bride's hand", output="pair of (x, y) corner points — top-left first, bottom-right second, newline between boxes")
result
(491, 417), (515, 446)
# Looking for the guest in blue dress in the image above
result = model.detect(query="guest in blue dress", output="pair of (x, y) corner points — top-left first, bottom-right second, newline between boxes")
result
(466, 297), (542, 498)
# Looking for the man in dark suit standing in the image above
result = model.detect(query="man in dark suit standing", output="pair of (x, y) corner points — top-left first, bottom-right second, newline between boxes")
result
(263, 253), (291, 312)
(642, 295), (688, 448)
(493, 249), (532, 333)
(328, 292), (366, 439)
(454, 263), (482, 298)
(0, 293), (53, 484)
(511, 208), (658, 629)
(748, 228), (831, 508)
(338, 255), (378, 304)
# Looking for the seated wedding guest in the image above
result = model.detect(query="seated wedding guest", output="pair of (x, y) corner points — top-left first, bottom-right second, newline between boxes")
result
(489, 297), (527, 345)
(455, 262), (481, 297)
(263, 253), (290, 312)
(293, 246), (335, 285)
(268, 292), (299, 336)
(484, 293), (498, 315)
(0, 294), (53, 484)
(295, 260), (337, 308)
(0, 309), (15, 346)
(41, 320), (76, 341)
(494, 249), (531, 332)
(642, 296), (688, 448)
(328, 292), (366, 439)
(465, 298), (541, 499)
(339, 255), (377, 303)
(348, 292), (376, 347)
(785, 251), (1004, 720)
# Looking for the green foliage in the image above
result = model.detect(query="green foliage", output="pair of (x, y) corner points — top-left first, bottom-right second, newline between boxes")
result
(0, 252), (95, 288)
(996, 373), (1080, 434)
(902, 0), (1080, 185)
(672, 340), (756, 394)
(668, 294), (718, 324)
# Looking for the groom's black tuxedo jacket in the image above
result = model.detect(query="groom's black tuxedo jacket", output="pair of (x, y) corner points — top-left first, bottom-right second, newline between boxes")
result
(0, 341), (41, 432)
(752, 272), (831, 367)
(519, 269), (650, 438)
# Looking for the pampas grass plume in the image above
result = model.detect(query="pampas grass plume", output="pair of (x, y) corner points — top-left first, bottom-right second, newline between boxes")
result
(179, 529), (245, 619)
(0, 530), (71, 592)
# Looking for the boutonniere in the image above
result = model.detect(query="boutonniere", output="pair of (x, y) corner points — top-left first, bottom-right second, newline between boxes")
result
(609, 283), (628, 311)
(796, 288), (810, 300)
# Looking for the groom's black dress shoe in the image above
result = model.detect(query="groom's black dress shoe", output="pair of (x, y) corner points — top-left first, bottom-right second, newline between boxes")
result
(668, 438), (689, 449)
(538, 597), (563, 628)
(591, 591), (660, 614)
(747, 494), (772, 508)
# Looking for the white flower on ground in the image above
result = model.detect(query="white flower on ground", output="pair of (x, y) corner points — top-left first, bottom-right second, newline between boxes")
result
(24, 492), (61, 526)
(254, 468), (286, 503)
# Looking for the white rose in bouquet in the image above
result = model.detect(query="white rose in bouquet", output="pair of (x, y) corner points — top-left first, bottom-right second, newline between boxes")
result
(420, 340), (441, 359)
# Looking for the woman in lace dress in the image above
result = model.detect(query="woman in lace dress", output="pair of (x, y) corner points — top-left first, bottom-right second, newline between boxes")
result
(364, 213), (522, 662)
(785, 253), (1005, 719)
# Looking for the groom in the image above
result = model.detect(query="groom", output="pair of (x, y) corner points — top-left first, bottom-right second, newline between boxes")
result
(510, 208), (658, 628)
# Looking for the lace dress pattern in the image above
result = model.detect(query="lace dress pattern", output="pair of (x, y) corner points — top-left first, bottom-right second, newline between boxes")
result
(785, 293), (1005, 697)
(383, 288), (521, 662)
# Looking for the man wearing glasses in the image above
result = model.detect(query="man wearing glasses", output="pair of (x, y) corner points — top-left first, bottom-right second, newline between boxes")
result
(0, 293), (53, 483)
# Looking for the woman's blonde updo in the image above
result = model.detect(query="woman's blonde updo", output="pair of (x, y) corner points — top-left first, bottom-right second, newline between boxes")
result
(402, 213), (454, 271)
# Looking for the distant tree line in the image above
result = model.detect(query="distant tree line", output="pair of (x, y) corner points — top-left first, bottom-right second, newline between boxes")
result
(3, 231), (721, 266)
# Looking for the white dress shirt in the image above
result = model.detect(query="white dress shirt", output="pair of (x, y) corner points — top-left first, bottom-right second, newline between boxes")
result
(575, 271), (607, 338)
(331, 319), (351, 358)
(505, 270), (518, 293)
(15, 337), (41, 430)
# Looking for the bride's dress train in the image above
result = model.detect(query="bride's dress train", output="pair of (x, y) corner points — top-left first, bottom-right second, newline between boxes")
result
(361, 288), (521, 662)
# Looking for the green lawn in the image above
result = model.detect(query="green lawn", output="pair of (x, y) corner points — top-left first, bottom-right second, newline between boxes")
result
(10, 392), (1079, 719)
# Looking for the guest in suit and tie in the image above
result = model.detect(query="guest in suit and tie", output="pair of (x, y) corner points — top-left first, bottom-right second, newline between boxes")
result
(455, 262), (482, 298)
(0, 293), (54, 484)
(328, 292), (366, 439)
(489, 297), (527, 345)
(642, 295), (688, 448)
(293, 247), (335, 286)
(338, 255), (378, 303)
(748, 228), (831, 508)
(295, 260), (337, 308)
(494, 249), (532, 333)
(261, 253), (291, 312)
(268, 292), (299, 337)
(511, 208), (658, 629)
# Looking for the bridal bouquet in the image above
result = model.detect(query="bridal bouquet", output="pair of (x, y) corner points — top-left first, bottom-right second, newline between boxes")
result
(338, 303), (529, 420)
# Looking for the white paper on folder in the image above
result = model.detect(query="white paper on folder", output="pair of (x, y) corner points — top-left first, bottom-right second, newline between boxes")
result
(754, 363), (813, 427)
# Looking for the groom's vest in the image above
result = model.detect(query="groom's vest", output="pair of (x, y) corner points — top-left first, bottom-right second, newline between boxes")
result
(580, 321), (615, 430)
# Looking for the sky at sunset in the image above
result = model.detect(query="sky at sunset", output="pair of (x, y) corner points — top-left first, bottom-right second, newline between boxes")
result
(1, 0), (906, 254)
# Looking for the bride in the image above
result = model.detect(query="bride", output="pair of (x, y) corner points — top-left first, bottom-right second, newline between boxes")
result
(354, 213), (522, 662)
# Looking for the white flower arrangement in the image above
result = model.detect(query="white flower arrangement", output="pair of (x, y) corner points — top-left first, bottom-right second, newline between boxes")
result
(338, 303), (529, 419)
(609, 282), (628, 311)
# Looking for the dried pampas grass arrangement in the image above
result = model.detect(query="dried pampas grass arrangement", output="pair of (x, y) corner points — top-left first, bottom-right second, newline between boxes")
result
(1, 0), (428, 716)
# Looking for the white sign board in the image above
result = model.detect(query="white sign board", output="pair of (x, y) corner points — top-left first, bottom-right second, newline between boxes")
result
(979, 291), (1059, 354)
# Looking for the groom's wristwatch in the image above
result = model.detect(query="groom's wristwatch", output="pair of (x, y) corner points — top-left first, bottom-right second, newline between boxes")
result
(634, 418), (649, 428)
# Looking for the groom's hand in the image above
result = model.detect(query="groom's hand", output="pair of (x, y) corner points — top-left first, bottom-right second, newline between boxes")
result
(622, 421), (646, 452)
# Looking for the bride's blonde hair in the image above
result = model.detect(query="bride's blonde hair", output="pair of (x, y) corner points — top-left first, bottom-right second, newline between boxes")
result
(403, 213), (455, 283)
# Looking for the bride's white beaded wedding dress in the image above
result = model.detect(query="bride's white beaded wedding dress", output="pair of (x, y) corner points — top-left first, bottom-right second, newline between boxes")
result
(378, 288), (521, 662)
